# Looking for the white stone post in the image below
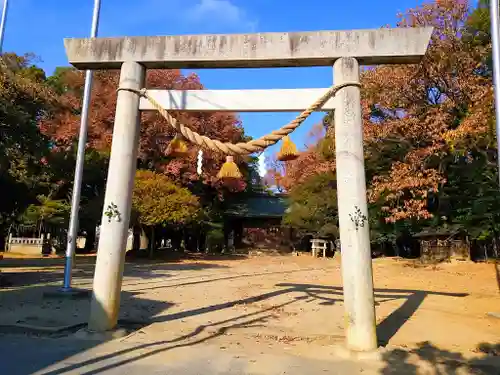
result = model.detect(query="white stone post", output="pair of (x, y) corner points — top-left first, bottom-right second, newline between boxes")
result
(334, 57), (377, 352)
(88, 61), (145, 332)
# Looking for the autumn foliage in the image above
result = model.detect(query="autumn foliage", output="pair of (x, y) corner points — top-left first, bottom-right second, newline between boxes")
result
(0, 49), (258, 251)
(3, 0), (500, 254)
(363, 0), (492, 223)
(273, 0), (500, 242)
(40, 68), (246, 187)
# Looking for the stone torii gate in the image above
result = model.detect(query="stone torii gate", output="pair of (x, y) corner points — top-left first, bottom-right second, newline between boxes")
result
(64, 27), (432, 352)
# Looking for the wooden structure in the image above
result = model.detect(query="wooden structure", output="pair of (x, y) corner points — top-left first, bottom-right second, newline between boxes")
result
(310, 239), (329, 258)
(414, 230), (470, 264)
(223, 194), (290, 251)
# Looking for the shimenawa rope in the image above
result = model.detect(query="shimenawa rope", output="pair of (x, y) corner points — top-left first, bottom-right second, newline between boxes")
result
(117, 82), (360, 156)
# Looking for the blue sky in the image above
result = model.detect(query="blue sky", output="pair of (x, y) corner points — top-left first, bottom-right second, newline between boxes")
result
(3, 0), (431, 166)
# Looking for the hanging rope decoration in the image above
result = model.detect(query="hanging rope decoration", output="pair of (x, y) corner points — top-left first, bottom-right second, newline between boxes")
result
(165, 134), (188, 157)
(197, 149), (203, 176)
(277, 135), (299, 162)
(118, 82), (360, 179)
(217, 155), (242, 179)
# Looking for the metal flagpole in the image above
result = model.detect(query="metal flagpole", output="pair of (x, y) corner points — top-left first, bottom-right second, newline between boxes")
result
(0, 0), (9, 53)
(61, 0), (102, 292)
(491, 0), (500, 185)
(488, 0), (500, 319)
(488, 0), (500, 321)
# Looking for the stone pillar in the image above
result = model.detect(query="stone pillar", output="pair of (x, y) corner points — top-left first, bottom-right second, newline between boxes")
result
(334, 57), (377, 351)
(88, 61), (145, 332)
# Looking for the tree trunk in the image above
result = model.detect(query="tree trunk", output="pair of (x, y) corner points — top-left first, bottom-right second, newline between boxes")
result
(183, 231), (190, 252)
(223, 220), (231, 253)
(495, 262), (500, 293)
(171, 231), (182, 252)
(493, 234), (498, 259)
(149, 226), (155, 258)
(198, 232), (206, 253)
(38, 220), (43, 238)
(132, 225), (141, 251)
(234, 220), (243, 249)
(465, 236), (471, 261)
(0, 224), (8, 252)
(84, 225), (97, 253)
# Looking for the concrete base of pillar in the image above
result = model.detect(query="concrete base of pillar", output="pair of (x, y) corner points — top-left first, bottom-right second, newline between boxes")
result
(79, 319), (147, 341)
(75, 327), (131, 341)
(332, 344), (385, 362)
(43, 287), (91, 300)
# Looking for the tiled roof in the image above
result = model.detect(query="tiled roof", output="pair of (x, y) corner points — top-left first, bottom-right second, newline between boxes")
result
(224, 195), (288, 218)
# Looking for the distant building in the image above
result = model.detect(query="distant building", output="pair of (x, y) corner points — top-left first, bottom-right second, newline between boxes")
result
(223, 194), (292, 252)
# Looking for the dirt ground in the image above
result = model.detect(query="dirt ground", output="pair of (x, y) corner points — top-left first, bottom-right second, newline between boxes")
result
(1, 253), (500, 373)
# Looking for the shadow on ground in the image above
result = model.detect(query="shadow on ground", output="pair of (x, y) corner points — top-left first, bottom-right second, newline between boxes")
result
(381, 341), (500, 374)
(1, 258), (497, 375)
(0, 255), (230, 286)
(0, 251), (246, 269)
(2, 277), (490, 374)
(274, 283), (468, 347)
(0, 281), (173, 374)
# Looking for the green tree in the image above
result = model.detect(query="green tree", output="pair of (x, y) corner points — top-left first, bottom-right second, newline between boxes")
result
(20, 194), (70, 236)
(276, 1), (500, 257)
(1, 53), (46, 82)
(45, 67), (80, 95)
(46, 145), (110, 251)
(283, 172), (339, 240)
(132, 170), (201, 254)
(464, 0), (493, 76)
(0, 54), (54, 249)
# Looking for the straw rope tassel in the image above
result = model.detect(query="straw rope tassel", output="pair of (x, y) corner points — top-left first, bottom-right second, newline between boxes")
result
(277, 135), (299, 161)
(217, 156), (242, 179)
(117, 82), (361, 178)
(166, 134), (188, 157)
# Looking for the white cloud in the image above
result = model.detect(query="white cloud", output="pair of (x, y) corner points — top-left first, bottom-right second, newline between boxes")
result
(187, 0), (257, 31)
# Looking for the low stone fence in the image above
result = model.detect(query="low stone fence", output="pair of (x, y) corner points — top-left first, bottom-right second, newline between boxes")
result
(6, 237), (46, 256)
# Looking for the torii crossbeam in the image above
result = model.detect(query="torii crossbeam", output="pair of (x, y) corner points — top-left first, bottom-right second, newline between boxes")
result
(64, 27), (432, 353)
